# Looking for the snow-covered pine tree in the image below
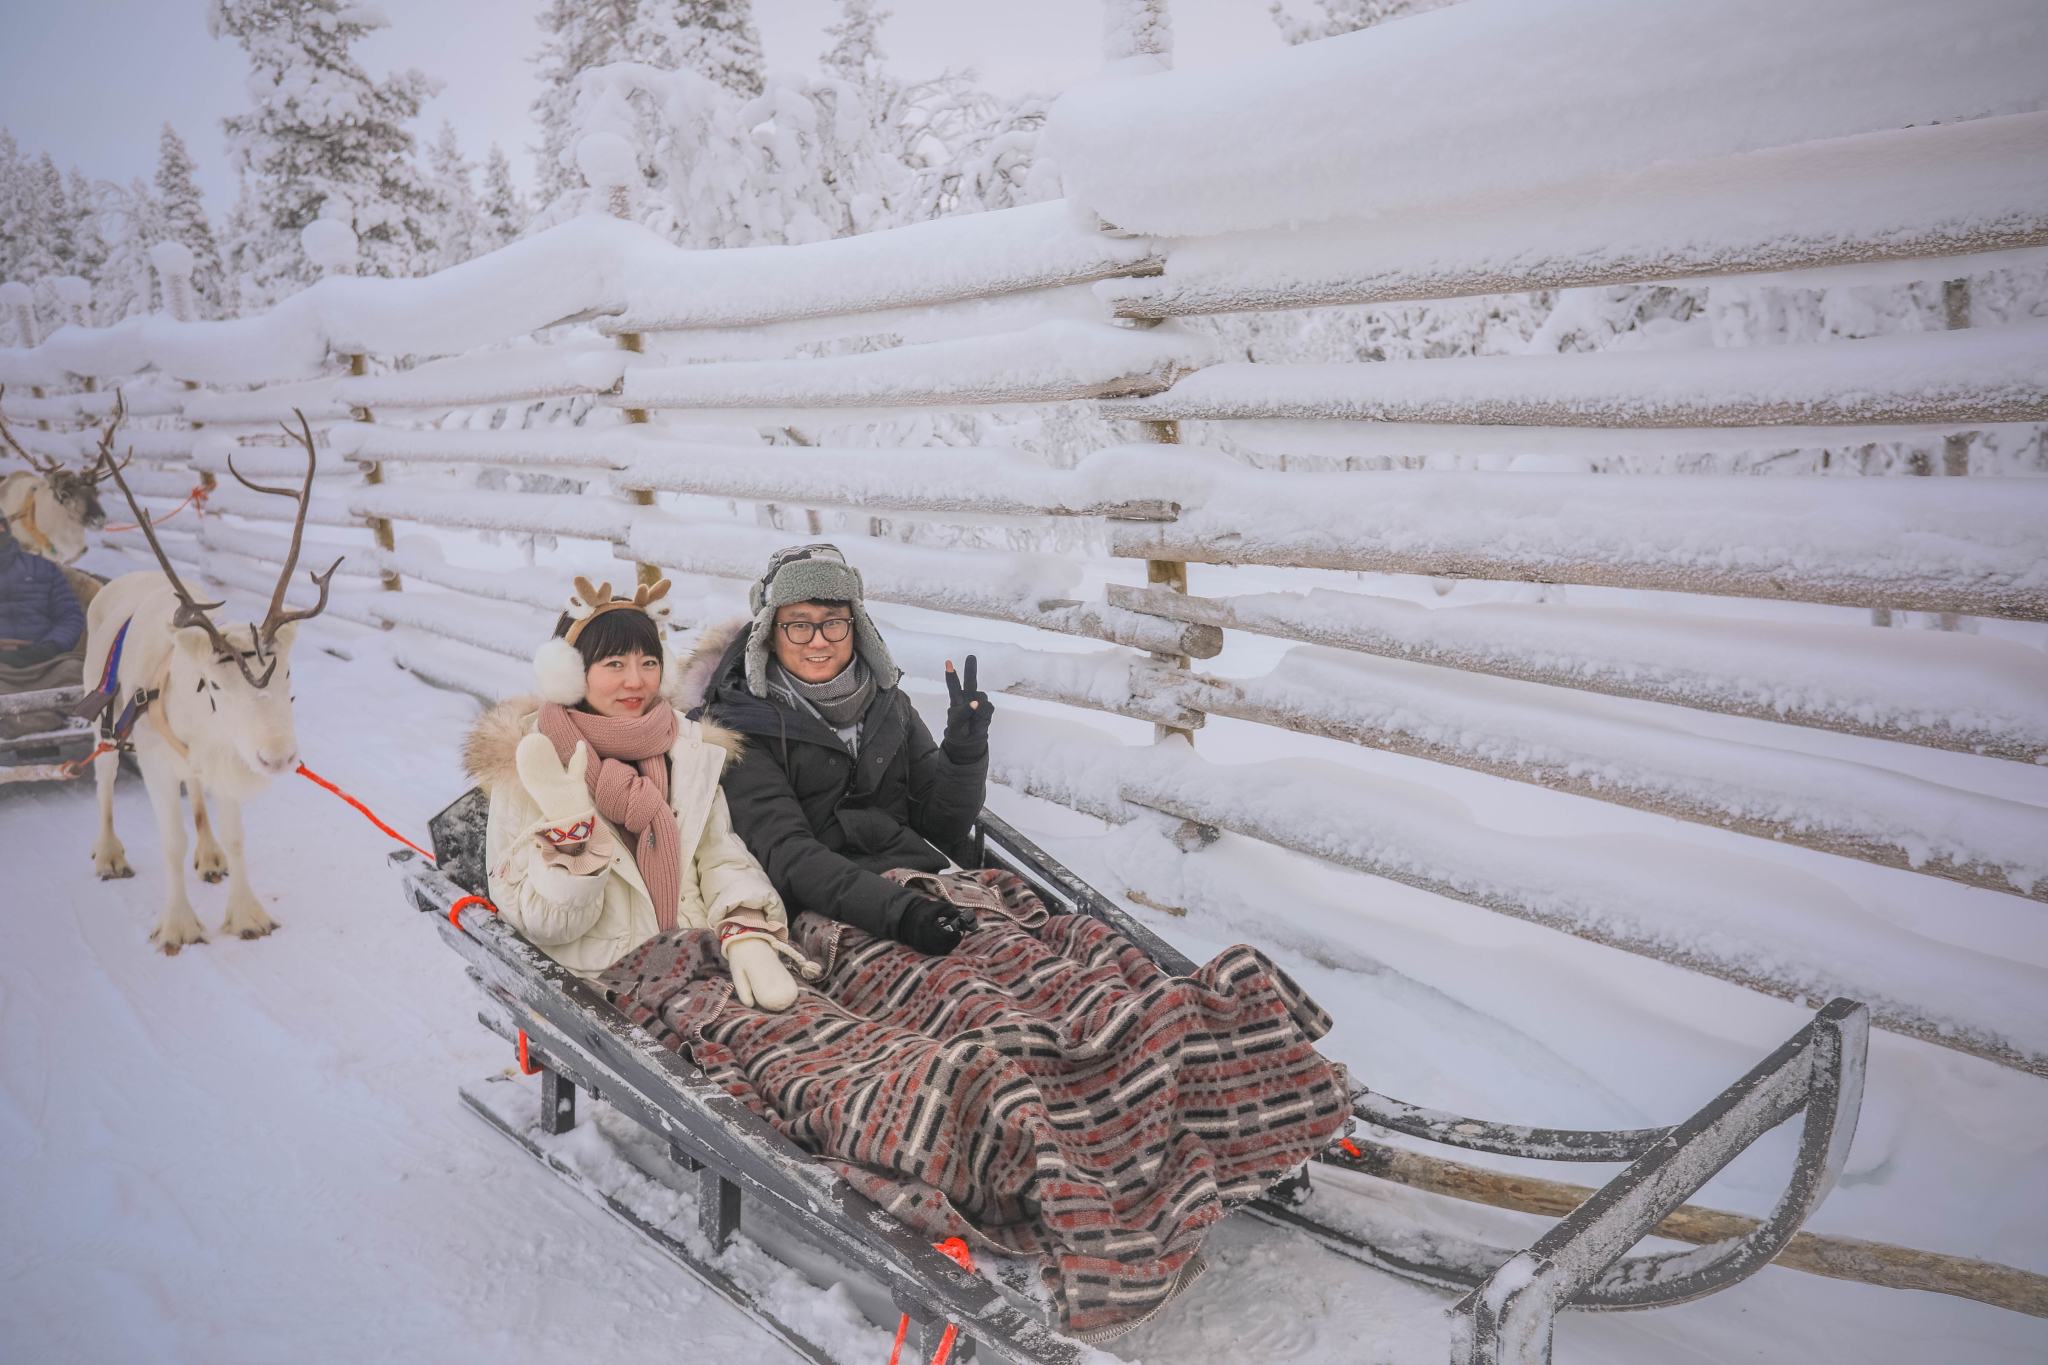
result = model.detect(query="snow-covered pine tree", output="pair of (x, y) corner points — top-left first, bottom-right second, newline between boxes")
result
(209, 0), (445, 304)
(657, 0), (764, 98)
(89, 177), (165, 322)
(479, 145), (529, 250)
(424, 122), (487, 270)
(820, 0), (888, 82)
(530, 0), (765, 204)
(153, 124), (225, 317)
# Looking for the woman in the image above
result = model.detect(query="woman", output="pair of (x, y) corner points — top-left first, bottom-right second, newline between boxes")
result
(464, 575), (812, 1008)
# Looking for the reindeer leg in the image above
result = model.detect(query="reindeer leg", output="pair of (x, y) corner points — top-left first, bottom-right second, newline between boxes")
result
(139, 748), (205, 955)
(212, 795), (277, 941)
(91, 747), (133, 879)
(188, 774), (228, 883)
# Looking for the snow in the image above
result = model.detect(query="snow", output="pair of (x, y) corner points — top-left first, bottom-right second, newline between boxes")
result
(7, 587), (2045, 1363)
(1159, 644), (2048, 894)
(613, 319), (1215, 414)
(1046, 0), (2048, 239)
(983, 718), (2048, 1075)
(0, 203), (1158, 388)
(1119, 584), (2048, 762)
(628, 515), (1201, 655)
(1097, 112), (2048, 315)
(1103, 456), (2048, 619)
(1110, 321), (2048, 428)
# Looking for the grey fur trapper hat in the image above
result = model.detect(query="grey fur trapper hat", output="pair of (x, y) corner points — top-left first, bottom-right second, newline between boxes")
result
(744, 542), (901, 698)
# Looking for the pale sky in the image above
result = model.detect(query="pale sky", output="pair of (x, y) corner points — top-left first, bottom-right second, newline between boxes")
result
(0, 0), (1285, 214)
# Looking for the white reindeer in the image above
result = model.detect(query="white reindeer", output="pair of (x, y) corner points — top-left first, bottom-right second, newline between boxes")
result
(0, 396), (121, 565)
(86, 414), (340, 953)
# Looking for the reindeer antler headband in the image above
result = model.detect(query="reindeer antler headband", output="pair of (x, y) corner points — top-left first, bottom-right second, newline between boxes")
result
(563, 575), (673, 644)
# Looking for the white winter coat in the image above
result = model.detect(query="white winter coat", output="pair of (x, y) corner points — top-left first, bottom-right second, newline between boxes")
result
(465, 696), (785, 977)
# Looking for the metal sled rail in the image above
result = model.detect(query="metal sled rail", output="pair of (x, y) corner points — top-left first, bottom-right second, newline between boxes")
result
(408, 795), (1868, 1365)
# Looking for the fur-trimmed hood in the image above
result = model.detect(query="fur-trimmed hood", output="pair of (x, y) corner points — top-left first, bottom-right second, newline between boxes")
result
(674, 616), (751, 711)
(463, 693), (745, 794)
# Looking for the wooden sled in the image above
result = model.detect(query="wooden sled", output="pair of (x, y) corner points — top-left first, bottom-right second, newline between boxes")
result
(403, 789), (1867, 1365)
(0, 684), (97, 783)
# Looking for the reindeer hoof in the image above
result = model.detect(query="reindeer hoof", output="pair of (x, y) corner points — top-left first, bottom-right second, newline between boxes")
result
(98, 864), (135, 881)
(161, 942), (182, 957)
(201, 870), (228, 885)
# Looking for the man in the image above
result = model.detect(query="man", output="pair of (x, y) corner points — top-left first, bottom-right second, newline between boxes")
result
(691, 543), (994, 955)
(0, 511), (87, 742)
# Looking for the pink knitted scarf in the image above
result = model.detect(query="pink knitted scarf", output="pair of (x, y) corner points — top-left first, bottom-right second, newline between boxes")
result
(537, 699), (683, 931)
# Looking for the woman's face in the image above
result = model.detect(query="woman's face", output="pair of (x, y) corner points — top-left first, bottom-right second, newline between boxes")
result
(773, 601), (855, 684)
(585, 649), (663, 717)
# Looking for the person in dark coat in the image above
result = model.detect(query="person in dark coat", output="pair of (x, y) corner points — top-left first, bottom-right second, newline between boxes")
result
(689, 543), (993, 955)
(0, 513), (88, 733)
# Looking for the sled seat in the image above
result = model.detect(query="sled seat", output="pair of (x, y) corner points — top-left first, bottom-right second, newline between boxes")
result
(407, 787), (1866, 1365)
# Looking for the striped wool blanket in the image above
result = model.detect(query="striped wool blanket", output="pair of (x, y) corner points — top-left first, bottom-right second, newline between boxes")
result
(598, 871), (1349, 1341)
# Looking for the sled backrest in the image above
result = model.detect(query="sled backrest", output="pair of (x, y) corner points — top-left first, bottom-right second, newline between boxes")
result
(429, 786), (491, 898)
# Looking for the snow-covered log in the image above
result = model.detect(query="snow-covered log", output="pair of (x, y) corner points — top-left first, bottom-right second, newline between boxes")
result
(204, 484), (360, 529)
(183, 379), (351, 426)
(600, 200), (1162, 333)
(1102, 113), (2048, 317)
(1135, 648), (2048, 899)
(1047, 0), (2048, 239)
(612, 321), (1214, 413)
(628, 516), (1220, 658)
(335, 344), (635, 411)
(372, 545), (625, 614)
(1109, 323), (2048, 429)
(1110, 466), (2048, 621)
(613, 444), (1157, 518)
(346, 488), (635, 543)
(327, 425), (636, 471)
(0, 206), (1161, 387)
(1108, 584), (2048, 763)
(987, 722), (2048, 1077)
(882, 624), (1205, 730)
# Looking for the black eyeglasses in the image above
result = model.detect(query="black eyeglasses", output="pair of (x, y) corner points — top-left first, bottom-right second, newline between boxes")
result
(776, 618), (853, 644)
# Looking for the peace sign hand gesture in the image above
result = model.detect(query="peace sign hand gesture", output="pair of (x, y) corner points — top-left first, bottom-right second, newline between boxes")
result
(941, 655), (994, 762)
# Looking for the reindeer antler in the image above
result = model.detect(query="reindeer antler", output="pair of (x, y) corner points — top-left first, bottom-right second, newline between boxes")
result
(0, 385), (66, 477)
(229, 410), (343, 675)
(98, 425), (254, 680)
(81, 392), (134, 486)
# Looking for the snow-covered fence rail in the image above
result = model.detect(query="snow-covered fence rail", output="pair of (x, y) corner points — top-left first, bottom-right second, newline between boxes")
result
(1107, 465), (2048, 622)
(9, 0), (2047, 1079)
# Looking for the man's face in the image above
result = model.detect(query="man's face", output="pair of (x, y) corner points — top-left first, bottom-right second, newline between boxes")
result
(773, 601), (855, 685)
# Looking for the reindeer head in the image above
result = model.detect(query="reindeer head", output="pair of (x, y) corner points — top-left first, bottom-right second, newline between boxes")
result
(0, 386), (124, 562)
(103, 409), (342, 781)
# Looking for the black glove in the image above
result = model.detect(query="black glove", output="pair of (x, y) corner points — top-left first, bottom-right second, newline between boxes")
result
(941, 655), (994, 762)
(1, 642), (56, 667)
(895, 896), (979, 956)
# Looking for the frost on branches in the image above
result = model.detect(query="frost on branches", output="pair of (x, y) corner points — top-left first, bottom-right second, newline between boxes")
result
(531, 0), (766, 204)
(208, 0), (446, 304)
(1268, 0), (1467, 45)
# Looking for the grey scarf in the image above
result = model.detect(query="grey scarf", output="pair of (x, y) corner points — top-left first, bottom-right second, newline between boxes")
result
(769, 657), (877, 730)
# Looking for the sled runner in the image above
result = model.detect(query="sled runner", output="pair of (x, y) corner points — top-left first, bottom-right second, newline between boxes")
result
(0, 684), (96, 782)
(404, 788), (1868, 1365)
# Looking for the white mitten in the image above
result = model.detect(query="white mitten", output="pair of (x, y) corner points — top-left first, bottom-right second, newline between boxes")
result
(515, 733), (596, 850)
(722, 932), (801, 1012)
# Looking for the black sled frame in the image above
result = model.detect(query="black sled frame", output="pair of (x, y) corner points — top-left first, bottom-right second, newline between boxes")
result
(403, 792), (1867, 1365)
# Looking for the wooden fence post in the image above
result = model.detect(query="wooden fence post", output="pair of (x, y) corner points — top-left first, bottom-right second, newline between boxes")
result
(349, 353), (402, 593)
(615, 330), (665, 590)
(1140, 417), (1195, 744)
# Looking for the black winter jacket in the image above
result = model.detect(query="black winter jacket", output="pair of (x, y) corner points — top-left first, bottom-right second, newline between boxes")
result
(0, 543), (85, 650)
(698, 634), (987, 939)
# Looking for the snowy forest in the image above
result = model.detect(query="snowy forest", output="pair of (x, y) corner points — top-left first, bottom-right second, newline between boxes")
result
(3, 1), (2046, 1363)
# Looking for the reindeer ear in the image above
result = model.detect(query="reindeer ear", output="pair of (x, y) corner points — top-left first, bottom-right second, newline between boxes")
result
(173, 626), (217, 662)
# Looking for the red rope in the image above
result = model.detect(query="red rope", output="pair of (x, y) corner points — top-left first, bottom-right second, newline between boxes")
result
(516, 1030), (543, 1076)
(889, 1240), (977, 1365)
(295, 762), (437, 862)
(106, 483), (209, 533)
(448, 894), (495, 930)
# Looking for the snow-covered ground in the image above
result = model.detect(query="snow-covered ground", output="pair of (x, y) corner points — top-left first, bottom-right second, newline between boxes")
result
(3, 546), (2045, 1364)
